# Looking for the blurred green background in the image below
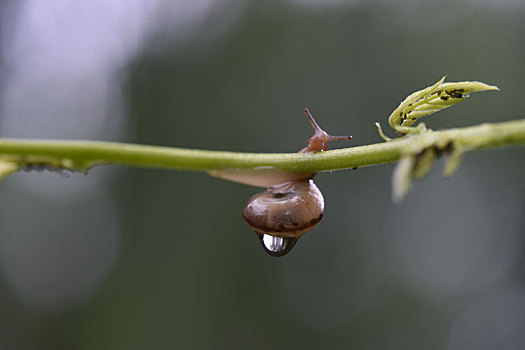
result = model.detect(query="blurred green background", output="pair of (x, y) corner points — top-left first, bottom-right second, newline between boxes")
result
(1, 0), (525, 349)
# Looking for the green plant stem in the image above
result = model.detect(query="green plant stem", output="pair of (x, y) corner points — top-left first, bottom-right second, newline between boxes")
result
(0, 119), (524, 177)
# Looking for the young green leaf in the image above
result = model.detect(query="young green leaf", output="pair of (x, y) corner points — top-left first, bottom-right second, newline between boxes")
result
(388, 77), (499, 135)
(0, 161), (19, 181)
(392, 155), (416, 203)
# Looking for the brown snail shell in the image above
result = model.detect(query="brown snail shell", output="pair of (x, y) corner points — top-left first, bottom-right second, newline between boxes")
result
(243, 179), (324, 256)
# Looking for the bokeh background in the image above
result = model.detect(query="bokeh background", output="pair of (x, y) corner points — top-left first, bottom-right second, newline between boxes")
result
(1, 0), (525, 349)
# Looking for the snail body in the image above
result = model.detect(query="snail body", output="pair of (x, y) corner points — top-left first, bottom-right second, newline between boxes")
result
(242, 109), (352, 257)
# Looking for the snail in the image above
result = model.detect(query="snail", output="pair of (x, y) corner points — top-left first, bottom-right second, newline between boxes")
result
(242, 109), (352, 257)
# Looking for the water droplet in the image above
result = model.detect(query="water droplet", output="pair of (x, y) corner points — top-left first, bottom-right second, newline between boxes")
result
(258, 234), (298, 257)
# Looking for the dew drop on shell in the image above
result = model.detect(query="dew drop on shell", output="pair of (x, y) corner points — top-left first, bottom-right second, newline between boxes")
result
(257, 234), (298, 257)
